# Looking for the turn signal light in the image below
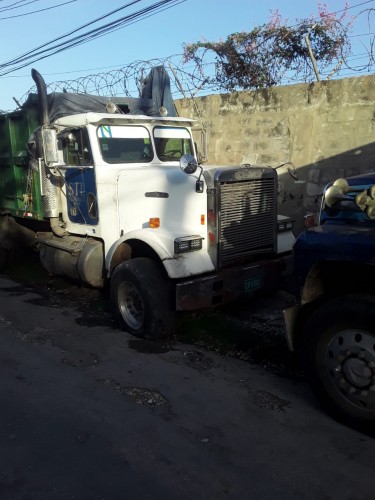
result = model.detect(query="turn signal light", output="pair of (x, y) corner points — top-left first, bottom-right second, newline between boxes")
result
(149, 217), (160, 228)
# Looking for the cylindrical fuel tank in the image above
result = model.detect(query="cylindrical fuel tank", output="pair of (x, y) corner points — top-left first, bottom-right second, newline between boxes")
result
(38, 235), (104, 288)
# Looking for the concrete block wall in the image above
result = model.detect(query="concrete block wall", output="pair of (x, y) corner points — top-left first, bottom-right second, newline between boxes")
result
(175, 74), (375, 235)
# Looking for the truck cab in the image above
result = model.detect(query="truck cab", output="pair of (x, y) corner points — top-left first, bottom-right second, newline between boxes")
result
(42, 112), (212, 284)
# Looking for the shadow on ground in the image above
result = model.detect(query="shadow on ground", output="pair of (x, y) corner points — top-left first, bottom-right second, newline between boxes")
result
(1, 252), (303, 380)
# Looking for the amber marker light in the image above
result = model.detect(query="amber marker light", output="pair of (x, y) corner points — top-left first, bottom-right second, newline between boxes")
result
(149, 217), (160, 228)
(201, 214), (205, 225)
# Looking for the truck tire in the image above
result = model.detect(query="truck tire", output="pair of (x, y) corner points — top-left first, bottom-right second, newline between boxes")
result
(110, 257), (175, 340)
(304, 294), (375, 426)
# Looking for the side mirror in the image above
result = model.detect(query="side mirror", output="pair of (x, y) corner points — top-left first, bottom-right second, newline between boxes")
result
(180, 154), (204, 193)
(180, 154), (198, 175)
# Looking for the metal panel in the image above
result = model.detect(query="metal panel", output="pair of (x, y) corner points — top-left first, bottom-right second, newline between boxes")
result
(219, 178), (276, 266)
(0, 107), (44, 220)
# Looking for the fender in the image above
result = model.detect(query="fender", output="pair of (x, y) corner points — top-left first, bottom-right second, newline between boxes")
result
(106, 228), (215, 279)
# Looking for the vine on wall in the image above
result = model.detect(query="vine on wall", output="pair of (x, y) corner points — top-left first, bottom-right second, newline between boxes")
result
(182, 3), (352, 91)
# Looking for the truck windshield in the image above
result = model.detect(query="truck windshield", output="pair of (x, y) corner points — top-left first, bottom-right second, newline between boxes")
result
(97, 125), (153, 164)
(153, 126), (194, 162)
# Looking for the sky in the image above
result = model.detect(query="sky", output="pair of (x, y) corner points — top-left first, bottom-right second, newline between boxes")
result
(0, 0), (374, 110)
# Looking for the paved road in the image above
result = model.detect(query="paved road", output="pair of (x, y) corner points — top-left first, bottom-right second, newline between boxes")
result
(0, 273), (374, 500)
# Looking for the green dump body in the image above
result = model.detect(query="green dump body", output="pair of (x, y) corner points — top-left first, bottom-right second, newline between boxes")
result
(0, 105), (44, 221)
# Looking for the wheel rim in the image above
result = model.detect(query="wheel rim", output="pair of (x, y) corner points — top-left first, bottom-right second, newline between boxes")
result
(324, 329), (375, 412)
(117, 281), (144, 330)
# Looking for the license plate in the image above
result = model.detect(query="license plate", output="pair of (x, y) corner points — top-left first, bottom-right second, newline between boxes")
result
(244, 276), (262, 293)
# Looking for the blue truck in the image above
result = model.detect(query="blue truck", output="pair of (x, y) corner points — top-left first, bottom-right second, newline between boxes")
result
(284, 173), (375, 426)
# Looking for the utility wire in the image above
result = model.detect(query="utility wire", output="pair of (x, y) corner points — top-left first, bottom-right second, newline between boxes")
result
(51, 0), (186, 52)
(335, 0), (375, 13)
(0, 0), (185, 76)
(0, 0), (40, 13)
(3, 0), (375, 101)
(316, 0), (375, 17)
(0, 0), (143, 68)
(0, 0), (78, 20)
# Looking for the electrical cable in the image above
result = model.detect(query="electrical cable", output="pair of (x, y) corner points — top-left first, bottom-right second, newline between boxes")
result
(3, 0), (375, 104)
(0, 0), (185, 76)
(0, 0), (78, 20)
(0, 0), (143, 69)
(0, 0), (40, 13)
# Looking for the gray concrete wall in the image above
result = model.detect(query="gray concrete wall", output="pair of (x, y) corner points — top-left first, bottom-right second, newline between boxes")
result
(175, 74), (375, 235)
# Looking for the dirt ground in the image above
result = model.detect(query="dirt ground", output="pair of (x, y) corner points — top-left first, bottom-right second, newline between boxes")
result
(5, 253), (300, 379)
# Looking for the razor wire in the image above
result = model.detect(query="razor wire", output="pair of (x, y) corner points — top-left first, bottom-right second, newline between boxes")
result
(18, 55), (218, 105)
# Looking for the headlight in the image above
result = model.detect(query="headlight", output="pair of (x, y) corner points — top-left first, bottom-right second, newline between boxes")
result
(174, 236), (203, 254)
(277, 218), (294, 232)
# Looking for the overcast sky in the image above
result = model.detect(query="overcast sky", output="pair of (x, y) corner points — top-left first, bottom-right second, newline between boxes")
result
(0, 0), (373, 110)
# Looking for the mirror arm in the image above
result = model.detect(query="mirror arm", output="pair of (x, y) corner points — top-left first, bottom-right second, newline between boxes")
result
(196, 165), (204, 193)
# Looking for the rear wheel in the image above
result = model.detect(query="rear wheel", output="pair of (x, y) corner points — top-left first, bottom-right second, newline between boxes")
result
(110, 257), (175, 339)
(305, 294), (375, 426)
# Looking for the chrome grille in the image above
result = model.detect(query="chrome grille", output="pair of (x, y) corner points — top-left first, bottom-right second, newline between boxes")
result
(219, 178), (276, 266)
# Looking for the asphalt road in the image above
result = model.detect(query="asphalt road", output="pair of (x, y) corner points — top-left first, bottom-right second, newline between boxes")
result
(0, 272), (374, 500)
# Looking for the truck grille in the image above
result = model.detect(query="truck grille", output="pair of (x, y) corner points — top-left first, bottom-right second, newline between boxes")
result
(219, 178), (276, 266)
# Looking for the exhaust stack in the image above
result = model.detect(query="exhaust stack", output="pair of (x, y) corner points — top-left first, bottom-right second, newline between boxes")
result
(31, 68), (50, 127)
(31, 69), (63, 232)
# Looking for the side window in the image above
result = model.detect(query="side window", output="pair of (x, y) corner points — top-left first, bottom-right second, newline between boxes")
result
(60, 128), (92, 166)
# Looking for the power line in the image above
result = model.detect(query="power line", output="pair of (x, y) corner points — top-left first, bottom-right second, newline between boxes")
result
(0, 0), (143, 69)
(4, 0), (375, 103)
(0, 0), (40, 13)
(326, 0), (375, 15)
(0, 0), (186, 76)
(349, 32), (375, 37)
(0, 0), (78, 20)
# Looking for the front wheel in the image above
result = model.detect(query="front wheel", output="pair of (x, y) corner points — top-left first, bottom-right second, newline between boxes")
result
(110, 257), (175, 340)
(305, 294), (375, 426)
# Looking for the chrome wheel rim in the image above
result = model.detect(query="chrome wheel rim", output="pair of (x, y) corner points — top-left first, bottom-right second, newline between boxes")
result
(324, 329), (375, 411)
(117, 281), (144, 330)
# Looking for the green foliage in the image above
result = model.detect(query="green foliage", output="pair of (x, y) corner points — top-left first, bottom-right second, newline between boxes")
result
(183, 3), (352, 91)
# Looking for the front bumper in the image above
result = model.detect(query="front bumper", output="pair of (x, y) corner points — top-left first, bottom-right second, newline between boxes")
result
(175, 253), (293, 311)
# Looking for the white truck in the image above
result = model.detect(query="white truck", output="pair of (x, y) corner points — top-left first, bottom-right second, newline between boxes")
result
(0, 67), (294, 338)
